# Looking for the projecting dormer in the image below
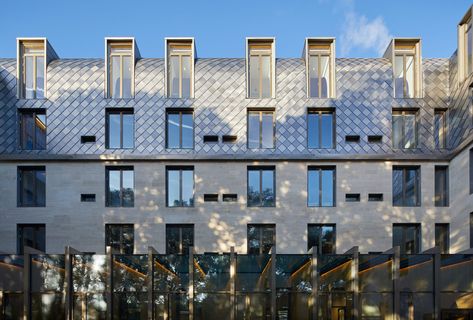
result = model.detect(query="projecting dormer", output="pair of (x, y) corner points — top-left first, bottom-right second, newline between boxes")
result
(16, 38), (58, 99)
(458, 5), (473, 84)
(246, 38), (276, 99)
(165, 38), (195, 99)
(303, 38), (336, 99)
(383, 38), (422, 99)
(104, 37), (140, 99)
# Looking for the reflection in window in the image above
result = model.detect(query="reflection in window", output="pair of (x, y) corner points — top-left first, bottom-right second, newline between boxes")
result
(105, 224), (134, 254)
(434, 166), (449, 207)
(18, 166), (46, 207)
(19, 109), (46, 150)
(106, 167), (134, 207)
(434, 110), (447, 149)
(307, 224), (336, 254)
(392, 110), (417, 149)
(307, 109), (334, 148)
(17, 224), (45, 254)
(247, 224), (275, 254)
(308, 44), (331, 98)
(247, 167), (275, 207)
(248, 110), (274, 149)
(435, 223), (449, 254)
(166, 167), (194, 207)
(166, 224), (194, 254)
(393, 166), (420, 207)
(248, 43), (272, 98)
(108, 42), (133, 99)
(20, 41), (45, 99)
(393, 224), (421, 254)
(168, 42), (193, 98)
(166, 110), (194, 149)
(308, 166), (335, 207)
(106, 109), (134, 149)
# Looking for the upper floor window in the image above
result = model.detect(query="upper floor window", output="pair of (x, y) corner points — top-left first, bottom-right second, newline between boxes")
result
(393, 223), (421, 254)
(105, 224), (134, 254)
(393, 166), (420, 207)
(307, 224), (336, 255)
(392, 110), (418, 149)
(106, 166), (134, 207)
(247, 39), (275, 99)
(247, 224), (275, 254)
(308, 166), (335, 207)
(106, 109), (134, 149)
(167, 39), (194, 98)
(19, 40), (45, 99)
(166, 109), (194, 149)
(434, 109), (447, 149)
(18, 166), (45, 207)
(106, 39), (134, 99)
(248, 110), (275, 149)
(434, 166), (449, 207)
(307, 109), (334, 149)
(470, 148), (473, 194)
(17, 224), (45, 254)
(19, 109), (46, 150)
(247, 166), (275, 207)
(166, 224), (194, 254)
(166, 166), (194, 207)
(459, 12), (473, 82)
(306, 38), (335, 98)
(392, 40), (421, 98)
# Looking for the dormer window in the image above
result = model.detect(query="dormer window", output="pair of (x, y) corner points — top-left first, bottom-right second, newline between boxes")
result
(305, 38), (335, 98)
(247, 38), (275, 99)
(18, 40), (45, 99)
(166, 38), (194, 98)
(459, 7), (473, 82)
(106, 38), (136, 99)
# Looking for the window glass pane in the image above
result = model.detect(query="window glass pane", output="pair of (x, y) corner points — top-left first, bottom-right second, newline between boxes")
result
(321, 113), (333, 148)
(248, 112), (260, 149)
(181, 170), (194, 207)
(108, 170), (121, 207)
(35, 114), (46, 150)
(404, 113), (416, 148)
(181, 226), (194, 254)
(122, 225), (134, 254)
(122, 56), (132, 98)
(35, 57), (44, 99)
(181, 56), (191, 98)
(181, 113), (193, 148)
(321, 169), (334, 207)
(166, 227), (180, 254)
(307, 113), (319, 148)
(22, 113), (34, 149)
(435, 224), (449, 254)
(247, 225), (260, 254)
(320, 56), (330, 98)
(261, 170), (274, 207)
(169, 56), (180, 98)
(435, 167), (448, 207)
(262, 227), (275, 253)
(35, 170), (46, 207)
(404, 169), (417, 206)
(467, 24), (472, 75)
(122, 114), (134, 149)
(111, 56), (121, 99)
(321, 226), (335, 254)
(405, 56), (415, 98)
(122, 170), (134, 207)
(249, 56), (260, 98)
(434, 112), (445, 149)
(25, 56), (34, 99)
(309, 56), (319, 98)
(393, 225), (420, 254)
(261, 112), (274, 148)
(392, 168), (403, 206)
(247, 170), (261, 207)
(20, 169), (34, 206)
(394, 55), (404, 98)
(261, 56), (271, 98)
(308, 170), (320, 207)
(167, 113), (180, 148)
(167, 170), (180, 207)
(392, 114), (402, 148)
(108, 114), (121, 148)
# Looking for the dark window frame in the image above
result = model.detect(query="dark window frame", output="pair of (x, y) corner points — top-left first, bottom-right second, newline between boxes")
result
(392, 223), (421, 254)
(435, 223), (450, 254)
(105, 224), (134, 254)
(307, 224), (336, 255)
(307, 108), (335, 149)
(165, 109), (194, 149)
(105, 108), (134, 149)
(434, 165), (449, 207)
(17, 224), (46, 254)
(307, 166), (336, 207)
(17, 166), (46, 207)
(392, 109), (418, 149)
(247, 109), (276, 149)
(247, 224), (276, 255)
(165, 224), (195, 255)
(105, 166), (134, 207)
(166, 166), (195, 207)
(392, 166), (421, 207)
(247, 166), (276, 207)
(18, 108), (47, 150)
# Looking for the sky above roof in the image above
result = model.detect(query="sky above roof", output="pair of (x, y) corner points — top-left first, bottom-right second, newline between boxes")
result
(0, 0), (471, 59)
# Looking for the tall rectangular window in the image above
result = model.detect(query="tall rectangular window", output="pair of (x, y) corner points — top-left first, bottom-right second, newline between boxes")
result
(393, 223), (421, 254)
(393, 41), (419, 98)
(247, 166), (275, 207)
(19, 40), (45, 99)
(307, 109), (334, 149)
(392, 110), (418, 149)
(248, 41), (273, 98)
(434, 166), (449, 207)
(17, 166), (46, 207)
(308, 42), (332, 98)
(105, 224), (134, 254)
(167, 42), (193, 98)
(17, 224), (45, 254)
(106, 166), (134, 207)
(308, 166), (335, 207)
(434, 109), (447, 149)
(166, 166), (194, 207)
(392, 166), (420, 207)
(19, 109), (46, 150)
(463, 19), (473, 79)
(166, 224), (194, 254)
(307, 224), (336, 255)
(106, 109), (134, 149)
(107, 41), (133, 99)
(247, 224), (275, 254)
(470, 148), (473, 194)
(166, 110), (194, 149)
(247, 110), (275, 149)
(435, 223), (449, 254)
(470, 213), (473, 248)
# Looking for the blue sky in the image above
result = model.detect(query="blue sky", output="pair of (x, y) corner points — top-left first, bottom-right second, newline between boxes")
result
(0, 0), (471, 59)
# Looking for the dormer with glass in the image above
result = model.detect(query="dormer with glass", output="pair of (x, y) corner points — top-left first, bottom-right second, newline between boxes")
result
(304, 38), (336, 99)
(458, 6), (473, 83)
(17, 38), (57, 99)
(384, 38), (422, 99)
(105, 38), (138, 99)
(166, 38), (195, 99)
(246, 38), (275, 99)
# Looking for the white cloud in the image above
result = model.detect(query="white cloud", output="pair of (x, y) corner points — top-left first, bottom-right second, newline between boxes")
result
(340, 11), (392, 57)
